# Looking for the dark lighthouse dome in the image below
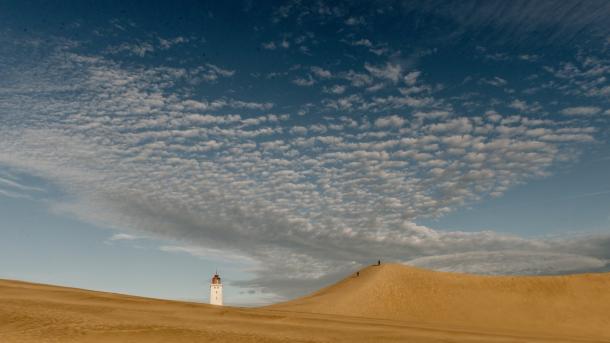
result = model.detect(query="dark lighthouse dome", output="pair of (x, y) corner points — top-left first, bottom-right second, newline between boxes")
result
(211, 273), (221, 284)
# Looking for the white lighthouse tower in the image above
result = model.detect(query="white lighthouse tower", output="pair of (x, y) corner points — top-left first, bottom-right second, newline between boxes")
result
(209, 272), (223, 306)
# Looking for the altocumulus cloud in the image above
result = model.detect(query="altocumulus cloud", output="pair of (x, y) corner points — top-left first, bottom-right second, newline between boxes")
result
(0, 34), (609, 299)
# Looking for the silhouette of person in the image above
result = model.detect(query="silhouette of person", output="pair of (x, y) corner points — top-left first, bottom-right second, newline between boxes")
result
(377, 260), (381, 266)
(356, 271), (360, 277)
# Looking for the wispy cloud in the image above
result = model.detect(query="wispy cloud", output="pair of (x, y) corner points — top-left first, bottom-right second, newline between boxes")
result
(0, 172), (45, 200)
(105, 36), (189, 56)
(400, 0), (610, 44)
(560, 106), (602, 116)
(109, 233), (138, 241)
(0, 188), (30, 199)
(407, 251), (608, 275)
(0, 175), (44, 193)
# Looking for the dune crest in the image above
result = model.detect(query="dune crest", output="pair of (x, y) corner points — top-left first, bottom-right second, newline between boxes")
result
(268, 263), (610, 338)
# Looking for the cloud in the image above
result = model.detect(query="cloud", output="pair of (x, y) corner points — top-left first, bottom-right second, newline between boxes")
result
(481, 76), (508, 87)
(262, 41), (277, 50)
(158, 36), (188, 49)
(0, 188), (30, 199)
(351, 39), (372, 47)
(560, 106), (602, 116)
(374, 115), (406, 128)
(345, 16), (365, 26)
(0, 171), (45, 200)
(292, 76), (315, 86)
(413, 110), (450, 120)
(0, 175), (44, 193)
(544, 54), (610, 98)
(341, 70), (373, 87)
(105, 36), (189, 57)
(0, 32), (608, 301)
(364, 62), (402, 83)
(311, 66), (332, 79)
(109, 233), (138, 241)
(289, 126), (308, 135)
(509, 99), (542, 113)
(323, 85), (346, 94)
(271, 0), (610, 46)
(200, 63), (236, 81)
(399, 0), (610, 44)
(403, 71), (421, 85)
(348, 38), (390, 56)
(407, 251), (608, 275)
(106, 41), (154, 57)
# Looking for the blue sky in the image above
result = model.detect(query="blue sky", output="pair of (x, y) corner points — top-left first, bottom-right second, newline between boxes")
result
(1, 0), (609, 305)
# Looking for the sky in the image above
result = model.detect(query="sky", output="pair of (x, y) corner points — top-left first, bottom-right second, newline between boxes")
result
(0, 0), (609, 305)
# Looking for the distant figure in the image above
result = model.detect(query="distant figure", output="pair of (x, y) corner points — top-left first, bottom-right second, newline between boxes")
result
(377, 260), (381, 266)
(356, 271), (360, 277)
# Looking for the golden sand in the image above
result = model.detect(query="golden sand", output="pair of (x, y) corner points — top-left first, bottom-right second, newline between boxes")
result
(2, 263), (609, 342)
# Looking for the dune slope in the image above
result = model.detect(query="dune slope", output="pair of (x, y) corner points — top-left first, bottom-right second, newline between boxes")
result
(268, 263), (610, 339)
(2, 264), (610, 342)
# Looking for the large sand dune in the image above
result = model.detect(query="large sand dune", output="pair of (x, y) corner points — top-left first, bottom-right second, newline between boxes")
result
(270, 263), (610, 339)
(2, 263), (610, 342)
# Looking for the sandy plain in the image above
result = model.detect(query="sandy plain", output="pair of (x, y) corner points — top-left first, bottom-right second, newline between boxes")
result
(1, 263), (609, 342)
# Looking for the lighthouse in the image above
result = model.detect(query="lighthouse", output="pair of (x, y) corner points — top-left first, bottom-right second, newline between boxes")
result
(209, 272), (223, 306)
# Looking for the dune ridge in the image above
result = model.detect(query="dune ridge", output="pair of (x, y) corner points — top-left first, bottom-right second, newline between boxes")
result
(268, 263), (610, 338)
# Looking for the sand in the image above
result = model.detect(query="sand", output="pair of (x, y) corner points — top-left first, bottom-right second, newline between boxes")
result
(2, 263), (609, 342)
(271, 263), (610, 339)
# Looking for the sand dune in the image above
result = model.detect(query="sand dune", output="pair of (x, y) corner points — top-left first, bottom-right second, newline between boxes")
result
(2, 264), (609, 342)
(270, 263), (610, 339)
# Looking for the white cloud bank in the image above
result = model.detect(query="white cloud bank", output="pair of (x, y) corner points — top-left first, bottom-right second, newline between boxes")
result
(407, 251), (608, 275)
